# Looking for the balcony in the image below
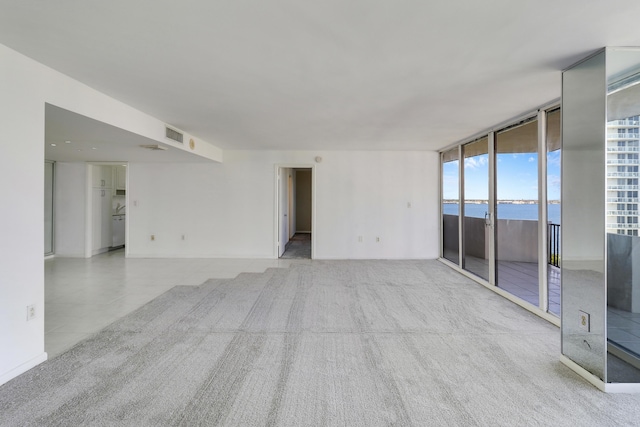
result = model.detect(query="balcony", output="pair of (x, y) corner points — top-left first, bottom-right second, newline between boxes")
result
(607, 159), (640, 165)
(607, 146), (640, 152)
(607, 211), (640, 216)
(608, 119), (640, 126)
(608, 185), (640, 190)
(443, 214), (560, 316)
(607, 172), (640, 177)
(607, 223), (640, 229)
(608, 198), (639, 203)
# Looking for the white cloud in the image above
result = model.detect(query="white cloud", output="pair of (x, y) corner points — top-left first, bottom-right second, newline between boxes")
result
(464, 156), (487, 169)
(528, 157), (535, 162)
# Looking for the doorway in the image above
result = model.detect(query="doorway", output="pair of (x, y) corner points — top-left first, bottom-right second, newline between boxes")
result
(277, 166), (313, 259)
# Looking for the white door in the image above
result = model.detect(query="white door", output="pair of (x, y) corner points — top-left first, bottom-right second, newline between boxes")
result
(278, 168), (289, 257)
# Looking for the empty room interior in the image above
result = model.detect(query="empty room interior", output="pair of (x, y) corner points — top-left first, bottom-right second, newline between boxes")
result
(5, 1), (640, 425)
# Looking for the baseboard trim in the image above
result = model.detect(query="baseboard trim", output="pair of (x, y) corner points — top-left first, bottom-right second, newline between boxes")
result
(91, 247), (109, 256)
(560, 354), (640, 393)
(0, 352), (48, 387)
(126, 253), (274, 259)
(560, 355), (606, 392)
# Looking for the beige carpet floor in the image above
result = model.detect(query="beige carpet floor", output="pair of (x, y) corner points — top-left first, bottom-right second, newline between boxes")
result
(2, 260), (640, 426)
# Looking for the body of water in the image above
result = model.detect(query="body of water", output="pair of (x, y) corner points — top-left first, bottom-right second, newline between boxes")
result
(443, 203), (560, 224)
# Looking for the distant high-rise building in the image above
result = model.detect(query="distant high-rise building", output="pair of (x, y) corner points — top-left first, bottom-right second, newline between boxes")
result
(607, 115), (640, 236)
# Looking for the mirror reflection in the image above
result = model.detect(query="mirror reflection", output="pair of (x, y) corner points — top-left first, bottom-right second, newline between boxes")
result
(607, 51), (640, 382)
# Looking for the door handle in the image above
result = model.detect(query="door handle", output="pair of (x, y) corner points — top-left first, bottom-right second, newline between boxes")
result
(484, 212), (491, 226)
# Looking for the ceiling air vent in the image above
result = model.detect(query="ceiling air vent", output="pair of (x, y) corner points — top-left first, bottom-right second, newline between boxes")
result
(165, 126), (184, 143)
(140, 144), (168, 151)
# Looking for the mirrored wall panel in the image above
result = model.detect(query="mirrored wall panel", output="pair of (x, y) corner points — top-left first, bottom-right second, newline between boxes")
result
(562, 50), (607, 381)
(606, 48), (640, 382)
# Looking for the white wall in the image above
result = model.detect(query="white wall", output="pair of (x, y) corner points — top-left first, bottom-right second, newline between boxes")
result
(0, 42), (222, 386)
(127, 150), (440, 259)
(54, 163), (88, 257)
(0, 40), (439, 386)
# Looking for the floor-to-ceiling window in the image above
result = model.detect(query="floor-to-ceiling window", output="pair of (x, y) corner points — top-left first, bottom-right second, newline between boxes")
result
(462, 137), (490, 281)
(440, 106), (561, 321)
(442, 148), (460, 264)
(546, 108), (561, 316)
(495, 119), (539, 306)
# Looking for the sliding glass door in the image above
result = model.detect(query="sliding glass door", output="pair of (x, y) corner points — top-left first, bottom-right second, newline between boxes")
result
(546, 108), (561, 316)
(462, 137), (490, 281)
(440, 108), (561, 317)
(442, 148), (460, 264)
(495, 120), (539, 305)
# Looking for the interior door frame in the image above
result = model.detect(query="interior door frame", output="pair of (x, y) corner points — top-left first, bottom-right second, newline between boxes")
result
(274, 163), (315, 259)
(85, 161), (129, 258)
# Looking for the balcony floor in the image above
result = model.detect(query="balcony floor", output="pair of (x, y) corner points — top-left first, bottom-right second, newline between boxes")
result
(445, 251), (560, 316)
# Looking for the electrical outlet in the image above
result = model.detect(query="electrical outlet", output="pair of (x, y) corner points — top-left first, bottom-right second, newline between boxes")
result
(358, 236), (363, 243)
(407, 202), (412, 208)
(151, 234), (155, 241)
(376, 237), (380, 242)
(27, 304), (36, 321)
(181, 234), (186, 241)
(579, 310), (590, 332)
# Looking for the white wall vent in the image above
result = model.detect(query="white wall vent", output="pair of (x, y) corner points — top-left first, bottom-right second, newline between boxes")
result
(165, 126), (184, 143)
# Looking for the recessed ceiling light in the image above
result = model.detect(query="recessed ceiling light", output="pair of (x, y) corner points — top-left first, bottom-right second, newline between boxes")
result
(92, 147), (97, 150)
(77, 149), (82, 151)
(50, 143), (57, 147)
(65, 140), (71, 144)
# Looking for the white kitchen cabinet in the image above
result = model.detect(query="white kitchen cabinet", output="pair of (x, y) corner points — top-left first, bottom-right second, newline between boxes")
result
(92, 187), (112, 254)
(114, 166), (126, 191)
(112, 214), (125, 247)
(91, 165), (113, 189)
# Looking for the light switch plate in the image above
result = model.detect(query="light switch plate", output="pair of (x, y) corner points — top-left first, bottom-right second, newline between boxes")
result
(579, 310), (590, 332)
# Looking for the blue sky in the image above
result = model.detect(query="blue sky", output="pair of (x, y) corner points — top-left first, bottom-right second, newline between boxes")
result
(442, 150), (561, 201)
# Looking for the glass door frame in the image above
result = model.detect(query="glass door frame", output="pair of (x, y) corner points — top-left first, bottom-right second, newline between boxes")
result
(439, 104), (560, 324)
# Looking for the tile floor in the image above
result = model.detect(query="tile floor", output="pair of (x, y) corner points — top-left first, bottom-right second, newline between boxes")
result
(608, 307), (640, 356)
(45, 249), (302, 357)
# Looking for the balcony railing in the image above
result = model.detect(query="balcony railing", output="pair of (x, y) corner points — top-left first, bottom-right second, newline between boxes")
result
(608, 198), (639, 203)
(607, 223), (640, 229)
(607, 159), (640, 165)
(607, 210), (639, 216)
(607, 133), (640, 141)
(548, 223), (560, 268)
(608, 120), (640, 126)
(607, 147), (640, 152)
(607, 185), (639, 190)
(607, 172), (640, 177)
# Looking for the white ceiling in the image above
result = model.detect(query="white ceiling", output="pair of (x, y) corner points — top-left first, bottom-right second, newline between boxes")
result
(4, 0), (640, 152)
